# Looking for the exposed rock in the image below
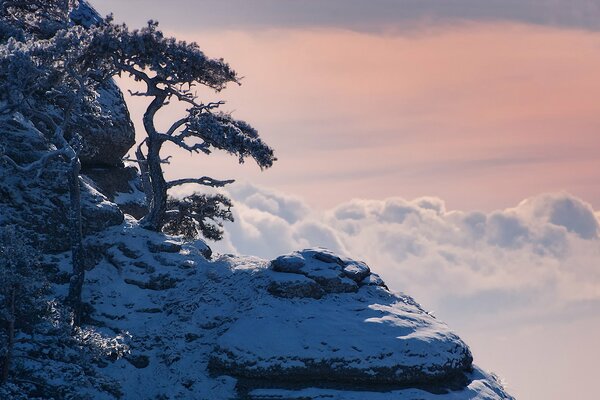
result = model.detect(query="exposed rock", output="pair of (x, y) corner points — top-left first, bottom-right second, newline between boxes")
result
(0, 0), (135, 248)
(71, 1), (136, 167)
(76, 81), (136, 167)
(82, 165), (139, 200)
(267, 273), (325, 299)
(82, 165), (148, 220)
(241, 367), (512, 399)
(125, 354), (150, 369)
(343, 261), (371, 282)
(81, 178), (124, 234)
(0, 115), (124, 252)
(271, 254), (305, 273)
(124, 274), (179, 291)
(269, 248), (374, 296)
(361, 273), (388, 289)
(116, 242), (142, 259)
(147, 240), (182, 254)
(188, 239), (212, 260)
(312, 251), (344, 265)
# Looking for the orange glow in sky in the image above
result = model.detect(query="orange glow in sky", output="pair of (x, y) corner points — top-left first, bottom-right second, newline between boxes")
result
(119, 23), (600, 212)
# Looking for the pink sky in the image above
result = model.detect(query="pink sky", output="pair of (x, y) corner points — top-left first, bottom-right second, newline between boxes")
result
(118, 23), (600, 212)
(98, 3), (600, 397)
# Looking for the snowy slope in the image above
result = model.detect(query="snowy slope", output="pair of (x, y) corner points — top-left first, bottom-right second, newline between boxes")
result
(41, 218), (514, 400)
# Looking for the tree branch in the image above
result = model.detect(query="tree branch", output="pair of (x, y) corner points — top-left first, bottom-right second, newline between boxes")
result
(165, 117), (188, 137)
(160, 133), (211, 154)
(165, 85), (225, 110)
(128, 89), (151, 97)
(167, 177), (234, 189)
(120, 64), (153, 87)
(1, 148), (69, 176)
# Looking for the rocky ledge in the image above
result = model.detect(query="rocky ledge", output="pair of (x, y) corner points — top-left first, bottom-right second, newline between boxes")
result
(63, 222), (513, 399)
(210, 249), (473, 390)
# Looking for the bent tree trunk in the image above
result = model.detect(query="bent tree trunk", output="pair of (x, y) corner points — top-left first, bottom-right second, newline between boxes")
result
(141, 137), (168, 231)
(140, 93), (168, 232)
(1, 288), (15, 384)
(66, 157), (85, 326)
(135, 140), (153, 208)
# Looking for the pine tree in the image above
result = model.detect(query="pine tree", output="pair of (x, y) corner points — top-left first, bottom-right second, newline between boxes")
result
(89, 20), (276, 235)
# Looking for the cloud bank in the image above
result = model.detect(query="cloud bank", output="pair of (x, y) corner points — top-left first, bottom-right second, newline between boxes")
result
(182, 185), (600, 399)
(215, 185), (600, 325)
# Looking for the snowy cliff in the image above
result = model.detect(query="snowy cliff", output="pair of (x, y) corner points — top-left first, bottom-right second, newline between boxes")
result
(0, 116), (514, 398)
(0, 50), (513, 400)
(0, 2), (514, 399)
(1, 218), (512, 399)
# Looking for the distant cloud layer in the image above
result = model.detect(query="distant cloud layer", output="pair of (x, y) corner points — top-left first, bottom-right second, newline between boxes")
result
(98, 0), (600, 33)
(215, 185), (600, 324)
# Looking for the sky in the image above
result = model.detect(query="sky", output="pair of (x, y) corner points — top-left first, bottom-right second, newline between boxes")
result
(93, 1), (600, 399)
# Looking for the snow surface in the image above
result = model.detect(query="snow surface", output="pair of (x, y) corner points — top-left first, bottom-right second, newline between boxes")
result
(211, 249), (472, 385)
(40, 218), (515, 399)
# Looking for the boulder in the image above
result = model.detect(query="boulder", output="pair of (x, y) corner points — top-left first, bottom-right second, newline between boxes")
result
(81, 177), (124, 234)
(211, 249), (473, 388)
(75, 81), (136, 167)
(147, 240), (182, 254)
(71, 1), (137, 167)
(270, 248), (373, 295)
(343, 261), (371, 282)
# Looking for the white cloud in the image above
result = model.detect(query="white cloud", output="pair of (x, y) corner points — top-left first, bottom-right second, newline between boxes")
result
(216, 185), (600, 318)
(214, 185), (600, 399)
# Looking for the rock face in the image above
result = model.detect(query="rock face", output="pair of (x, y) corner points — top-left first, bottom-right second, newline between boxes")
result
(0, 115), (124, 252)
(75, 81), (136, 167)
(210, 248), (473, 388)
(71, 0), (136, 167)
(0, 0), (137, 252)
(82, 164), (148, 219)
(6, 219), (513, 399)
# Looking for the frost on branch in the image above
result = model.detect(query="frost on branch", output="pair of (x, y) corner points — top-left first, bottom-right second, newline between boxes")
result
(186, 111), (275, 169)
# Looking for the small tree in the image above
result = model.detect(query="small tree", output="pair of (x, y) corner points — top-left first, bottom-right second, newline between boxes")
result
(0, 226), (48, 385)
(91, 20), (276, 235)
(0, 4), (113, 324)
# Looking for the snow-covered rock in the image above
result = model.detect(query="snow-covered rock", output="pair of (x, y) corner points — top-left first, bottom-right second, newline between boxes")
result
(210, 249), (473, 387)
(75, 81), (135, 167)
(71, 0), (136, 167)
(83, 164), (148, 219)
(39, 222), (512, 399)
(0, 114), (124, 252)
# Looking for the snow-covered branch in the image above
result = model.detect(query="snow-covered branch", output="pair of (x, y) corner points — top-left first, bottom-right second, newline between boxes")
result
(167, 177), (234, 189)
(1, 147), (69, 177)
(160, 133), (211, 154)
